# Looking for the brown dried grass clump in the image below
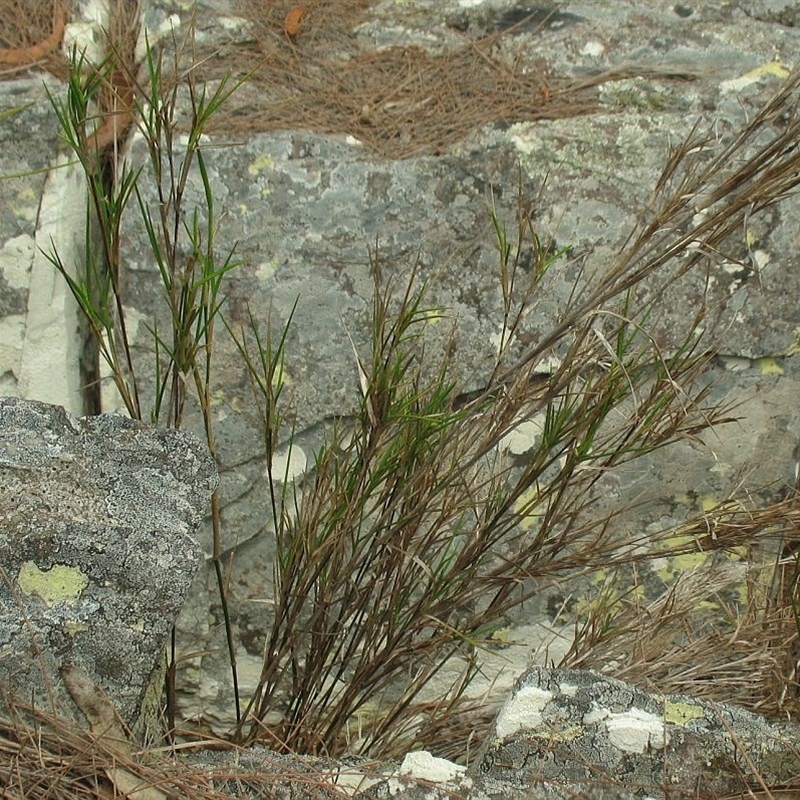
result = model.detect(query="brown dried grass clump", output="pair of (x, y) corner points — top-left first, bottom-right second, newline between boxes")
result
(191, 0), (696, 159)
(565, 549), (800, 719)
(0, 692), (350, 800)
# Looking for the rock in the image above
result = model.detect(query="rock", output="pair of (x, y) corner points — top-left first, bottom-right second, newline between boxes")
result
(354, 668), (800, 798)
(470, 667), (800, 798)
(4, 0), (800, 751)
(0, 397), (216, 739)
(107, 0), (800, 731)
(0, 77), (87, 413)
(2, 644), (799, 798)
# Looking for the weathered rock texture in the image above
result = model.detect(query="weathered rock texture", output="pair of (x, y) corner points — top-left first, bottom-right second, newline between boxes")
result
(163, 668), (800, 799)
(474, 667), (800, 797)
(0, 76), (87, 412)
(2, 0), (800, 748)
(0, 397), (216, 738)
(116, 0), (800, 731)
(357, 668), (800, 799)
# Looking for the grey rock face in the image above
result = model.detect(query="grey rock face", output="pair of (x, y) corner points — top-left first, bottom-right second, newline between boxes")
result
(105, 0), (800, 734)
(0, 77), (87, 412)
(0, 397), (216, 738)
(471, 667), (800, 798)
(356, 669), (800, 798)
(5, 0), (800, 751)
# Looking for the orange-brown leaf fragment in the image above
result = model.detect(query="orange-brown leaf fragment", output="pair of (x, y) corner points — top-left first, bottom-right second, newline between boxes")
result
(0, 0), (67, 65)
(284, 5), (308, 39)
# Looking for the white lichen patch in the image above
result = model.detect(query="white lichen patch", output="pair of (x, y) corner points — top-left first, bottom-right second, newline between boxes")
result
(586, 705), (669, 753)
(580, 40), (606, 57)
(270, 444), (308, 483)
(494, 685), (553, 739)
(499, 413), (546, 456)
(0, 234), (34, 288)
(255, 258), (279, 282)
(398, 751), (466, 782)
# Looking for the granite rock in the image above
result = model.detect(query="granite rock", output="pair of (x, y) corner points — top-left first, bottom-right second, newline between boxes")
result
(0, 397), (216, 739)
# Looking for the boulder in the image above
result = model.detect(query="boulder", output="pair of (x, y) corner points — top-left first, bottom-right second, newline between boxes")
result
(358, 668), (800, 799)
(471, 667), (800, 798)
(0, 397), (216, 739)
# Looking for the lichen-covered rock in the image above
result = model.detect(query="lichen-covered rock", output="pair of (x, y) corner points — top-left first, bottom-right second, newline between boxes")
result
(472, 667), (800, 798)
(121, 0), (800, 733)
(0, 397), (216, 738)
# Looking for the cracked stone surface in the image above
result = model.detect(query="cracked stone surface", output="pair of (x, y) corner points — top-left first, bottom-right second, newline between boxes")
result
(0, 397), (216, 738)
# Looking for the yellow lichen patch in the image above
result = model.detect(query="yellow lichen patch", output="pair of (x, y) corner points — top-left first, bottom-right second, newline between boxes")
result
(588, 568), (608, 586)
(700, 495), (718, 512)
(247, 154), (274, 175)
(787, 327), (800, 356)
(655, 536), (707, 582)
(490, 627), (514, 644)
(664, 699), (705, 726)
(743, 60), (791, 80)
(532, 724), (584, 742)
(721, 61), (792, 93)
(210, 388), (244, 414)
(17, 562), (89, 607)
(272, 363), (293, 388)
(64, 620), (88, 635)
(759, 357), (784, 376)
(513, 485), (543, 530)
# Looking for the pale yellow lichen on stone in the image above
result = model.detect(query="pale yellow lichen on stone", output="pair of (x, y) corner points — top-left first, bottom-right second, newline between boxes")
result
(64, 620), (88, 635)
(255, 257), (279, 282)
(513, 484), (544, 531)
(16, 186), (37, 203)
(17, 562), (89, 606)
(788, 327), (800, 356)
(700, 495), (718, 512)
(758, 357), (784, 376)
(655, 535), (707, 582)
(530, 724), (584, 742)
(721, 61), (791, 93)
(664, 699), (705, 726)
(247, 154), (274, 175)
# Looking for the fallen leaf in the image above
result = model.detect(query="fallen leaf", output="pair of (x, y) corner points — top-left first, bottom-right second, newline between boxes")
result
(285, 5), (309, 39)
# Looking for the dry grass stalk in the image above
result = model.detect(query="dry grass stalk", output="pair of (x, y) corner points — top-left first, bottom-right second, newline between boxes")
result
(227, 64), (800, 758)
(0, 692), (352, 800)
(564, 558), (798, 713)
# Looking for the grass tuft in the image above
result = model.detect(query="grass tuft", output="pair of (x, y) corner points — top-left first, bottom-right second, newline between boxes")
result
(32, 7), (800, 785)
